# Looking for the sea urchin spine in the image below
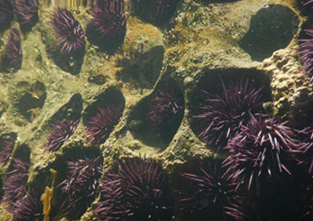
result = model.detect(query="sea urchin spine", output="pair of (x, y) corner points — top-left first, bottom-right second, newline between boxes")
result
(57, 154), (103, 220)
(87, 103), (124, 144)
(90, 0), (126, 50)
(194, 75), (265, 148)
(51, 8), (85, 54)
(223, 114), (300, 191)
(3, 28), (23, 72)
(94, 156), (174, 220)
(44, 118), (80, 152)
(15, 0), (39, 30)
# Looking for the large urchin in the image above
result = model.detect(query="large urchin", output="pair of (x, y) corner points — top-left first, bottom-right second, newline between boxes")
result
(56, 154), (103, 220)
(51, 8), (85, 54)
(94, 156), (174, 221)
(226, 167), (313, 220)
(9, 190), (43, 221)
(194, 75), (265, 148)
(178, 158), (238, 220)
(223, 114), (300, 191)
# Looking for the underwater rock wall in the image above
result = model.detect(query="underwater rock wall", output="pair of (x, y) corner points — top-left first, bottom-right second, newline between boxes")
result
(0, 0), (313, 220)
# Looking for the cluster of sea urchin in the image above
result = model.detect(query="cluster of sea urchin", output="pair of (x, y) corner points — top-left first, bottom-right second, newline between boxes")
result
(44, 117), (80, 152)
(56, 153), (103, 220)
(2, 28), (23, 72)
(223, 114), (299, 191)
(89, 0), (126, 51)
(51, 8), (85, 54)
(178, 158), (238, 220)
(194, 75), (265, 148)
(94, 156), (174, 221)
(86, 103), (124, 144)
(15, 0), (39, 31)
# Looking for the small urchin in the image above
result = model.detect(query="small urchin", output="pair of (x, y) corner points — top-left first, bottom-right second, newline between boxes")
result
(298, 27), (313, 81)
(44, 117), (80, 152)
(94, 156), (174, 221)
(57, 153), (103, 220)
(147, 82), (184, 139)
(178, 158), (238, 220)
(51, 8), (85, 54)
(223, 114), (300, 191)
(0, 0), (14, 28)
(86, 103), (124, 144)
(298, 123), (313, 173)
(3, 28), (23, 72)
(193, 75), (265, 148)
(89, 0), (126, 51)
(0, 137), (15, 165)
(15, 0), (39, 30)
(3, 157), (30, 209)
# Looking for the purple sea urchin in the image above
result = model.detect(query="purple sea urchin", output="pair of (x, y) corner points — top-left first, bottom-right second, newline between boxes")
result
(147, 81), (184, 137)
(0, 137), (15, 165)
(9, 190), (43, 221)
(224, 114), (300, 191)
(299, 124), (313, 173)
(44, 118), (80, 152)
(3, 157), (30, 208)
(194, 75), (265, 148)
(51, 8), (85, 54)
(298, 27), (313, 81)
(57, 153), (103, 219)
(94, 157), (174, 220)
(15, 0), (39, 31)
(87, 103), (124, 144)
(89, 0), (126, 51)
(178, 159), (238, 220)
(0, 0), (14, 29)
(3, 28), (22, 72)
(227, 166), (313, 220)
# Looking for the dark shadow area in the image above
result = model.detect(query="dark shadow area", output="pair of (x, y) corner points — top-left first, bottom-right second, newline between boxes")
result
(239, 4), (299, 61)
(51, 47), (85, 75)
(128, 78), (184, 149)
(14, 80), (46, 122)
(117, 46), (164, 89)
(131, 0), (180, 26)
